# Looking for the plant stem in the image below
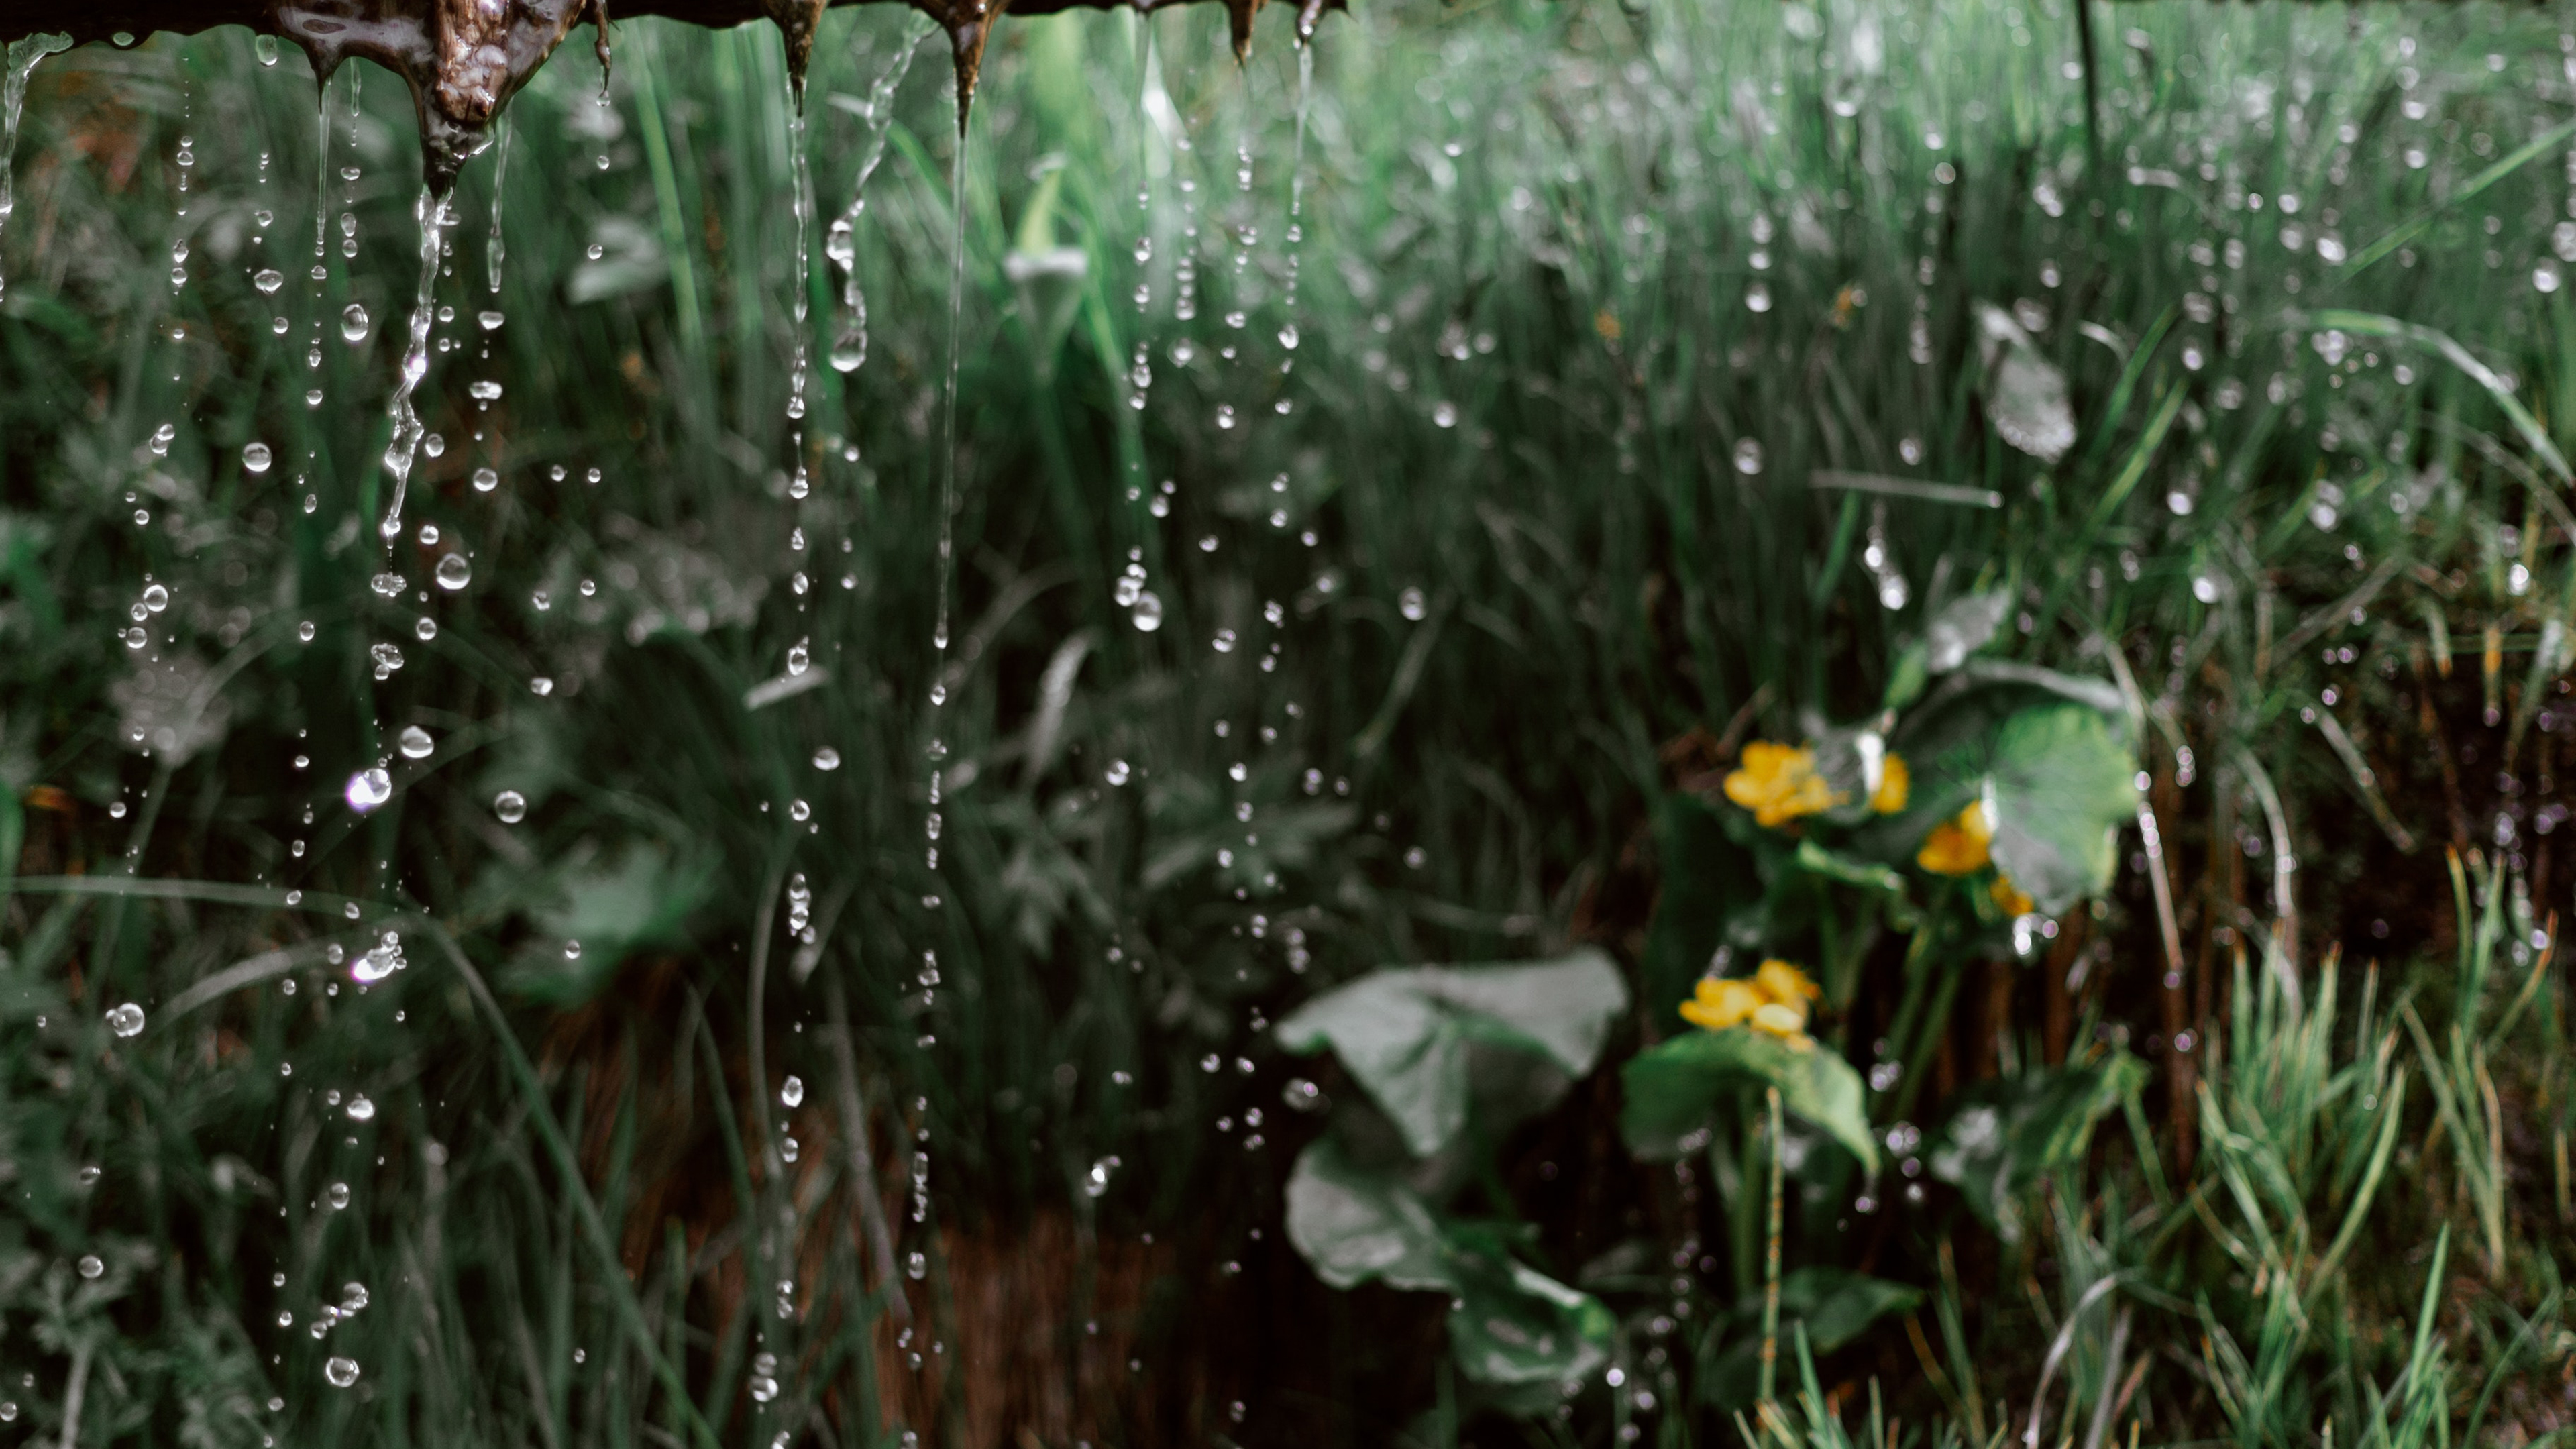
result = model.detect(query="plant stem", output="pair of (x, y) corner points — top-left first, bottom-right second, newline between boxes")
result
(1759, 1084), (1786, 1407)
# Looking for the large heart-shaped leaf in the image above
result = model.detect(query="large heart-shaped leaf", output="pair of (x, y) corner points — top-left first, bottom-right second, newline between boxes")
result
(1621, 1028), (1878, 1171)
(1276, 950), (1629, 1158)
(1929, 1051), (2147, 1236)
(1285, 1140), (1613, 1386)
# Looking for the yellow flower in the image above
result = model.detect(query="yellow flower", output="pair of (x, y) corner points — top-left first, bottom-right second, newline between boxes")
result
(1723, 741), (1843, 828)
(1990, 875), (2035, 917)
(1753, 959), (1820, 1012)
(1870, 753), (1911, 814)
(1680, 977), (1765, 1032)
(1750, 1002), (1816, 1049)
(1917, 800), (1996, 875)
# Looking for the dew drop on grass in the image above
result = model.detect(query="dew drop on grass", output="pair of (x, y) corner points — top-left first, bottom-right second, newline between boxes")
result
(1106, 759), (1131, 785)
(1399, 588), (1428, 621)
(324, 1356), (360, 1388)
(1432, 401), (1458, 428)
(371, 572), (405, 598)
(493, 790), (527, 824)
(780, 1075), (805, 1108)
(340, 303), (370, 345)
(397, 725), (433, 759)
(472, 467), (498, 492)
(1733, 439), (1765, 475)
(787, 640), (810, 676)
(907, 1251), (928, 1280)
(141, 582), (168, 612)
(341, 1282), (368, 1313)
(347, 768), (392, 813)
(77, 1254), (103, 1279)
(812, 747), (841, 771)
(254, 267), (285, 295)
(345, 1095), (376, 1122)
(325, 1182), (350, 1210)
(1131, 592), (1164, 632)
(106, 1002), (145, 1037)
(243, 442), (273, 474)
(297, 621), (317, 643)
(435, 553), (472, 590)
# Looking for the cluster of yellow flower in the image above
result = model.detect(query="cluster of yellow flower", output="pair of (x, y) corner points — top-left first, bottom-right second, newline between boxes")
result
(1678, 959), (1821, 1048)
(1721, 741), (2035, 916)
(1721, 741), (1908, 826)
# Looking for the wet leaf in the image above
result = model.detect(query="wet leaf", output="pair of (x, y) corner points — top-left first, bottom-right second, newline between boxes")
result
(1697, 1267), (1925, 1408)
(1285, 1140), (1612, 1386)
(1929, 1051), (2147, 1236)
(1984, 704), (2138, 914)
(1276, 949), (1628, 1158)
(1976, 303), (2076, 463)
(1621, 1028), (1878, 1171)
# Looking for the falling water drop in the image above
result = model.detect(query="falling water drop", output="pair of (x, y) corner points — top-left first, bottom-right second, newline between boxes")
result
(346, 769), (393, 814)
(435, 553), (472, 591)
(341, 303), (370, 345)
(493, 790), (527, 824)
(106, 1002), (146, 1038)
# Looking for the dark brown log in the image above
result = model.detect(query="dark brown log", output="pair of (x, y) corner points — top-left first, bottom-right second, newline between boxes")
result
(3, 0), (1341, 191)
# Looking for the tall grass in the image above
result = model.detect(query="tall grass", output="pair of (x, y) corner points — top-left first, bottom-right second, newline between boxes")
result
(1, 0), (2573, 1441)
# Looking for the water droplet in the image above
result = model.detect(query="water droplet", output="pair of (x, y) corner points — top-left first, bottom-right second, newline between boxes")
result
(790, 799), (812, 822)
(254, 33), (280, 65)
(1214, 404), (1236, 429)
(1399, 588), (1428, 621)
(813, 747), (842, 771)
(397, 725), (433, 760)
(787, 641), (810, 676)
(346, 768), (393, 814)
(780, 1075), (805, 1108)
(104, 1002), (143, 1039)
(1083, 1156), (1120, 1198)
(494, 790), (527, 824)
(325, 1182), (351, 1210)
(1432, 401), (1458, 428)
(435, 553), (472, 591)
(1733, 438), (1766, 475)
(340, 304), (370, 345)
(468, 380), (503, 402)
(907, 1251), (928, 1280)
(242, 442), (274, 475)
(2537, 263), (2563, 295)
(1131, 592), (1165, 632)
(141, 582), (169, 612)
(477, 310), (504, 331)
(78, 1254), (104, 1279)
(1106, 759), (1131, 786)
(371, 572), (405, 599)
(346, 1095), (376, 1122)
(325, 1356), (360, 1388)
(1212, 628), (1238, 653)
(1278, 323), (1299, 350)
(253, 267), (285, 295)
(1746, 282), (1773, 313)
(298, 621), (317, 643)
(472, 467), (498, 492)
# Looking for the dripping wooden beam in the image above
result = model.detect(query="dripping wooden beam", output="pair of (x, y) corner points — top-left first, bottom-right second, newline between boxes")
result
(3, 0), (1338, 186)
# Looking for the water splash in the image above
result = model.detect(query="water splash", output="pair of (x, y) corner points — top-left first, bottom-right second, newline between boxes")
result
(825, 21), (932, 376)
(0, 34), (73, 307)
(378, 186), (452, 544)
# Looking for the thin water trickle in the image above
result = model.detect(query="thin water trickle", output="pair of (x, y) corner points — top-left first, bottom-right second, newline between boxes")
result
(0, 35), (72, 307)
(828, 21), (930, 376)
(378, 187), (451, 543)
